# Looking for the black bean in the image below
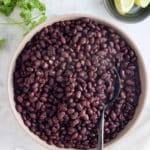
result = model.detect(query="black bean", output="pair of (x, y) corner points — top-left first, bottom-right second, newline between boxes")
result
(76, 103), (83, 111)
(111, 111), (117, 121)
(126, 80), (135, 86)
(71, 132), (78, 140)
(68, 108), (75, 114)
(40, 112), (47, 120)
(16, 105), (22, 113)
(56, 76), (63, 82)
(72, 119), (80, 127)
(71, 112), (79, 120)
(76, 25), (83, 31)
(30, 113), (36, 119)
(58, 112), (66, 121)
(16, 96), (23, 103)
(76, 91), (81, 99)
(25, 120), (31, 127)
(81, 127), (87, 135)
(76, 62), (81, 68)
(121, 91), (126, 99)
(81, 112), (89, 121)
(80, 37), (87, 44)
(42, 62), (49, 69)
(61, 36), (66, 44)
(36, 101), (43, 110)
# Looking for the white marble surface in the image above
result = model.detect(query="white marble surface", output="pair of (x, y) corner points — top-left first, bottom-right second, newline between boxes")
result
(0, 0), (150, 150)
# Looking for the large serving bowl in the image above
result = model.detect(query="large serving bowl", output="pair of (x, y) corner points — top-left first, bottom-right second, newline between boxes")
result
(8, 14), (147, 150)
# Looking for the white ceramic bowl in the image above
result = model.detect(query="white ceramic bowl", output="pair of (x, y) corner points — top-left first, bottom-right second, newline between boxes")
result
(8, 14), (147, 150)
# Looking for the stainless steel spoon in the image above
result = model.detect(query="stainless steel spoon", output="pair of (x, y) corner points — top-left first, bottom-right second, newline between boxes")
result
(98, 67), (121, 150)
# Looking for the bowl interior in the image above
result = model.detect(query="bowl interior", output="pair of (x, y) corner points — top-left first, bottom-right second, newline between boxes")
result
(8, 14), (147, 150)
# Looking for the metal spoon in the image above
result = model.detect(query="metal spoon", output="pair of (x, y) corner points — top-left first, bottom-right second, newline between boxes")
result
(98, 67), (121, 150)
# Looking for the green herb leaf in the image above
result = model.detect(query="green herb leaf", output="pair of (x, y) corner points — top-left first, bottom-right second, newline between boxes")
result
(18, 0), (47, 31)
(20, 8), (32, 24)
(0, 0), (17, 16)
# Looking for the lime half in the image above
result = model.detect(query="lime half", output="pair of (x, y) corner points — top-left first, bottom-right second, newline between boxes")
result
(135, 0), (150, 8)
(114, 0), (135, 15)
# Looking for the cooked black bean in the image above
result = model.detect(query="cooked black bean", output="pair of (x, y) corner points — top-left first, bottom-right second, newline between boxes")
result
(13, 18), (141, 149)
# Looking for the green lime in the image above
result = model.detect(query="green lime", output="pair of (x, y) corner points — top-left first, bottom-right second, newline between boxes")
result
(135, 0), (150, 8)
(114, 0), (135, 15)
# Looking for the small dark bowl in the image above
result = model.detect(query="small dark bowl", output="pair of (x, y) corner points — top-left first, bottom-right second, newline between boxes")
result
(104, 0), (150, 23)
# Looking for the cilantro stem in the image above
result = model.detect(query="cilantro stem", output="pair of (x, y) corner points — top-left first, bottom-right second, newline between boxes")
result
(0, 15), (43, 25)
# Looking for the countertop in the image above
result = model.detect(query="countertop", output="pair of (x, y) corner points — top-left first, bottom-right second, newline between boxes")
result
(0, 0), (150, 150)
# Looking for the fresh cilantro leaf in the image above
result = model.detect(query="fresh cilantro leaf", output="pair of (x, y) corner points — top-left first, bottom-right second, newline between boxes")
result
(18, 0), (47, 30)
(20, 8), (32, 24)
(18, 0), (46, 11)
(0, 0), (17, 16)
(2, 0), (12, 5)
(31, 1), (46, 11)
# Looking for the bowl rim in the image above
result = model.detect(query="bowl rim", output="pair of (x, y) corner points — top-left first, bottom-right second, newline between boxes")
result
(7, 13), (148, 150)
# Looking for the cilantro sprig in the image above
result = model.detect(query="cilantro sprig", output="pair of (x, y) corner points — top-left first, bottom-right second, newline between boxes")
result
(0, 0), (47, 33)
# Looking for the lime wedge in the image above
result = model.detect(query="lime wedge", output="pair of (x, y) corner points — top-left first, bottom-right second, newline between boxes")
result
(114, 0), (135, 15)
(135, 0), (150, 8)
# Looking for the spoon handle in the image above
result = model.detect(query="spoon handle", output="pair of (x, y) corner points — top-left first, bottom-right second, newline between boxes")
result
(98, 109), (105, 150)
